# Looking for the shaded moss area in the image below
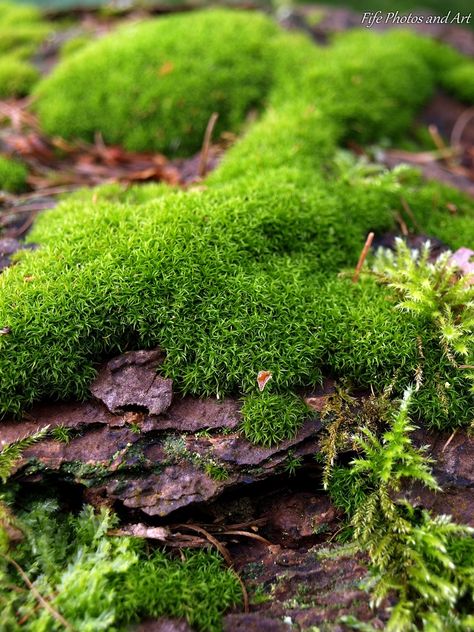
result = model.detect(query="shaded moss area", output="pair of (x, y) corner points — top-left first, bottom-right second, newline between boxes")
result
(0, 500), (241, 631)
(0, 156), (28, 192)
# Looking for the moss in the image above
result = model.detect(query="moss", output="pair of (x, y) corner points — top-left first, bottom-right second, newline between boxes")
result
(34, 17), (469, 158)
(0, 501), (241, 631)
(0, 165), (473, 428)
(442, 61), (474, 104)
(0, 55), (39, 98)
(0, 155), (28, 192)
(242, 392), (310, 446)
(0, 2), (51, 59)
(34, 9), (284, 155)
(60, 33), (95, 59)
(0, 21), (473, 438)
(271, 29), (440, 144)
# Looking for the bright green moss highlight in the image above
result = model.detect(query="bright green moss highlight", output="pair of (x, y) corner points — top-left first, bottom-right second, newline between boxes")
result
(0, 501), (241, 631)
(442, 62), (474, 103)
(0, 169), (472, 429)
(0, 155), (28, 192)
(272, 30), (436, 144)
(0, 55), (39, 98)
(0, 1), (43, 26)
(242, 392), (310, 446)
(34, 9), (284, 155)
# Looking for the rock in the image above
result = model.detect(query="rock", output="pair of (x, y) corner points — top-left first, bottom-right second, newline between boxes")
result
(209, 419), (321, 467)
(227, 541), (389, 630)
(224, 614), (290, 631)
(264, 492), (341, 548)
(90, 349), (172, 415)
(135, 618), (194, 632)
(401, 427), (474, 526)
(156, 396), (241, 432)
(108, 463), (225, 516)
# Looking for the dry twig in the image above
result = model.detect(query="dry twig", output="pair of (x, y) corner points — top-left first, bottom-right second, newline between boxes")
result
(352, 232), (374, 283)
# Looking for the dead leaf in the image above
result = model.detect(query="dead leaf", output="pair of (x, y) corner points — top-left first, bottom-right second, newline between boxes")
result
(257, 371), (272, 392)
(158, 61), (174, 76)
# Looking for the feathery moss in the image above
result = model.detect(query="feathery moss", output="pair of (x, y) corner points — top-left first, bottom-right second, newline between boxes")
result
(0, 168), (473, 428)
(0, 156), (28, 192)
(0, 501), (241, 631)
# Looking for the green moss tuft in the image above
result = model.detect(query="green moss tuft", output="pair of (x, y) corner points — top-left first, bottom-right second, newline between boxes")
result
(0, 55), (39, 98)
(0, 155), (28, 192)
(242, 392), (310, 446)
(442, 61), (474, 104)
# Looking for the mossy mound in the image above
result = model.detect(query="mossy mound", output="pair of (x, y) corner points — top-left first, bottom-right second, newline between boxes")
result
(0, 54), (39, 98)
(33, 9), (288, 155)
(1, 168), (473, 427)
(0, 155), (28, 192)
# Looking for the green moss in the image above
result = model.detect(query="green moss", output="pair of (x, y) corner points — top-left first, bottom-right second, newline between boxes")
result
(0, 55), (39, 98)
(0, 21), (473, 438)
(0, 2), (51, 59)
(34, 9), (284, 155)
(442, 61), (474, 104)
(0, 163), (473, 428)
(0, 501), (241, 631)
(271, 29), (439, 144)
(60, 33), (95, 59)
(242, 392), (310, 446)
(0, 1), (43, 27)
(0, 155), (28, 192)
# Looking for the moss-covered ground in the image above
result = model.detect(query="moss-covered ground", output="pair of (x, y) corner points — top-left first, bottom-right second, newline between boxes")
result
(1, 14), (473, 431)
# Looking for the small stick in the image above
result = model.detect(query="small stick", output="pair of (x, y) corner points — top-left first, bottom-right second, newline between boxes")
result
(394, 212), (409, 236)
(352, 232), (374, 283)
(400, 197), (421, 232)
(442, 429), (457, 453)
(198, 112), (219, 178)
(451, 106), (474, 148)
(428, 124), (447, 153)
(1, 554), (74, 630)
